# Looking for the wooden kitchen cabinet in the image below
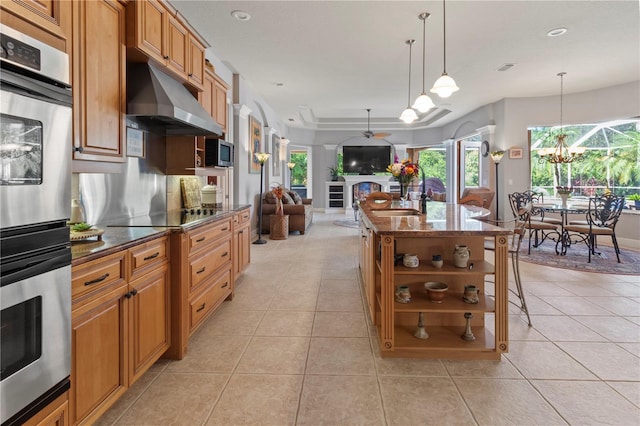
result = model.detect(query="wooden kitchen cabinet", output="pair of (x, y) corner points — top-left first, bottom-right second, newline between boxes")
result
(199, 67), (229, 133)
(127, 0), (206, 91)
(71, 236), (170, 425)
(128, 265), (170, 383)
(168, 218), (233, 359)
(233, 208), (251, 278)
(71, 0), (126, 169)
(24, 391), (69, 426)
(71, 281), (128, 425)
(0, 0), (72, 54)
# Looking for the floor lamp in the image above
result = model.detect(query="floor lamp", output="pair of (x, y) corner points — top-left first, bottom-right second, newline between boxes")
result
(490, 150), (505, 219)
(287, 162), (295, 189)
(254, 152), (271, 245)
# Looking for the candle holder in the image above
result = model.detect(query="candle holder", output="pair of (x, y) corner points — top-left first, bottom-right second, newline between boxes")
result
(414, 312), (429, 339)
(461, 312), (475, 341)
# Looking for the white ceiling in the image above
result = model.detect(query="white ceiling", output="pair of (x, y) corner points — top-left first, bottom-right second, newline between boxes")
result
(171, 0), (640, 132)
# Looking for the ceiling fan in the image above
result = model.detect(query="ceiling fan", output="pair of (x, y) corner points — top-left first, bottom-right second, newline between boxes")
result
(362, 108), (391, 139)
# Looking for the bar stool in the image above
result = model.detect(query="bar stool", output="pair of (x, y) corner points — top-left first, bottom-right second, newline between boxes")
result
(483, 203), (533, 326)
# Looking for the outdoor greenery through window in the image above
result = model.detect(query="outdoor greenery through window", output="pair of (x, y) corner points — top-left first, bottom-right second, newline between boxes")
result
(417, 147), (447, 186)
(289, 151), (307, 187)
(530, 119), (640, 198)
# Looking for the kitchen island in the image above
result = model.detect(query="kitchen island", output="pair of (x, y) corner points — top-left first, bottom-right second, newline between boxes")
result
(358, 200), (512, 360)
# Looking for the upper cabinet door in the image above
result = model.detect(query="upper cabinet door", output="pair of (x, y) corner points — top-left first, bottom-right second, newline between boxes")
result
(72, 0), (126, 164)
(0, 0), (72, 53)
(165, 14), (188, 76)
(187, 34), (205, 89)
(136, 0), (166, 63)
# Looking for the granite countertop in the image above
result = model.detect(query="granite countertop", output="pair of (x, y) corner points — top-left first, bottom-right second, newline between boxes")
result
(71, 205), (251, 265)
(359, 200), (511, 236)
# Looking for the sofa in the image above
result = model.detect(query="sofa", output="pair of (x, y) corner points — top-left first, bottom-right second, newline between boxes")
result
(261, 188), (313, 235)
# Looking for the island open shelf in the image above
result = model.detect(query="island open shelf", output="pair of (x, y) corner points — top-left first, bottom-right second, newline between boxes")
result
(359, 200), (511, 360)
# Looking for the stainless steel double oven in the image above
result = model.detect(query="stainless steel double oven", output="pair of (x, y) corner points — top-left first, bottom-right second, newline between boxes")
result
(0, 24), (72, 425)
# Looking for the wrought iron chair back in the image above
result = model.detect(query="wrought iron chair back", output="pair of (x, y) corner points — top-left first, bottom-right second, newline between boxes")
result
(565, 194), (625, 263)
(508, 191), (559, 254)
(587, 194), (624, 229)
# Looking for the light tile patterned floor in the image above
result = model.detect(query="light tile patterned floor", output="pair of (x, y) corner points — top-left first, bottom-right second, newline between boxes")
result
(97, 213), (640, 425)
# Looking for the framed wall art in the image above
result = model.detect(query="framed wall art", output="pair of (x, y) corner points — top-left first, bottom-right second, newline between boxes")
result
(509, 148), (524, 159)
(272, 133), (281, 176)
(249, 115), (262, 174)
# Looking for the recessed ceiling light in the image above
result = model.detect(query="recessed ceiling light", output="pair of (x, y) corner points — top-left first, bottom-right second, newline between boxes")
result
(497, 63), (516, 72)
(231, 10), (251, 21)
(547, 27), (568, 37)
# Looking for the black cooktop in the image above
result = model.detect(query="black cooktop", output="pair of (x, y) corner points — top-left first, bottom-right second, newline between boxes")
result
(108, 209), (228, 228)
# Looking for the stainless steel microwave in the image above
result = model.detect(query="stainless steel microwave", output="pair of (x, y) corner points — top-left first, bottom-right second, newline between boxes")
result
(205, 138), (234, 167)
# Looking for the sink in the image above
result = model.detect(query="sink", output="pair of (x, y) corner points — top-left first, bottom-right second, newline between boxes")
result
(371, 209), (420, 217)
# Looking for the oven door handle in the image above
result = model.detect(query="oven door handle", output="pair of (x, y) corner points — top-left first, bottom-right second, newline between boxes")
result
(0, 248), (71, 287)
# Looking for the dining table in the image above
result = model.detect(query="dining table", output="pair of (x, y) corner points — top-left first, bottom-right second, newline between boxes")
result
(537, 202), (590, 255)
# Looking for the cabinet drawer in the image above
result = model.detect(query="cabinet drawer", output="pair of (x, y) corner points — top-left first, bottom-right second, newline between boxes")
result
(128, 236), (169, 281)
(189, 238), (231, 292)
(72, 252), (126, 300)
(188, 218), (232, 254)
(189, 268), (231, 332)
(237, 209), (250, 225)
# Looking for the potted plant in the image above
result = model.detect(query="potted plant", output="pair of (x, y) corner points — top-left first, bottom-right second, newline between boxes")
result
(328, 166), (339, 181)
(628, 193), (640, 209)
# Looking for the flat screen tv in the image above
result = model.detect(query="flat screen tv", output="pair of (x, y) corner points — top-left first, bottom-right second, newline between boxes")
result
(342, 145), (392, 175)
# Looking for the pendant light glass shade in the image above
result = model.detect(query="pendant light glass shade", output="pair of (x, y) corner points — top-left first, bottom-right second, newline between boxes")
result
(400, 107), (419, 123)
(412, 12), (435, 113)
(431, 73), (459, 98)
(399, 39), (418, 124)
(431, 0), (459, 98)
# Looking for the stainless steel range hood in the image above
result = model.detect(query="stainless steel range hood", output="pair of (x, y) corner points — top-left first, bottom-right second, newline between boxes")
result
(127, 63), (222, 136)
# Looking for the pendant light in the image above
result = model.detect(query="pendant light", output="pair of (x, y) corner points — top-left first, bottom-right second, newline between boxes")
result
(538, 72), (585, 164)
(399, 39), (418, 124)
(431, 0), (459, 98)
(412, 12), (435, 112)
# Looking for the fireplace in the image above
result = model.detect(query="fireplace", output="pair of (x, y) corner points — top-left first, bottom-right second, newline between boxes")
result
(352, 182), (381, 202)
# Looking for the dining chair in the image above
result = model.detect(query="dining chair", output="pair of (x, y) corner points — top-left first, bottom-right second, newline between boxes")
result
(564, 194), (625, 262)
(484, 202), (533, 326)
(459, 193), (486, 207)
(509, 191), (559, 254)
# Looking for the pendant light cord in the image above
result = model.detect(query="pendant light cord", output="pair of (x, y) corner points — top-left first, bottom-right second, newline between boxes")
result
(559, 72), (565, 128)
(407, 40), (414, 105)
(442, 0), (447, 74)
(421, 15), (426, 92)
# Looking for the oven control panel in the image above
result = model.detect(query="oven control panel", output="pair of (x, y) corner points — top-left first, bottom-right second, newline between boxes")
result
(1, 32), (41, 71)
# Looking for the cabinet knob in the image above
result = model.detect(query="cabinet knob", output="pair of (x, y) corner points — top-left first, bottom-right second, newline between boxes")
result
(163, 55), (169, 59)
(131, 288), (138, 296)
(74, 146), (84, 153)
(188, 73), (193, 77)
(124, 292), (132, 299)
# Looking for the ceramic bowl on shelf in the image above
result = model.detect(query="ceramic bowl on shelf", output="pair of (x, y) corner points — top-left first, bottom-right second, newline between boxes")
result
(424, 281), (448, 303)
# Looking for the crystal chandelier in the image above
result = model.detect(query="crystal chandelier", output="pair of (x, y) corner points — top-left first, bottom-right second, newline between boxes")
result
(538, 72), (585, 164)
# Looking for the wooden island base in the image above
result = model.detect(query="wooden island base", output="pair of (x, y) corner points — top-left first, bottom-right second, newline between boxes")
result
(358, 200), (511, 360)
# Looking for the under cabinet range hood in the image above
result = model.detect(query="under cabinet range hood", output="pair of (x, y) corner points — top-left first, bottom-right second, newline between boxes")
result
(127, 63), (222, 136)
